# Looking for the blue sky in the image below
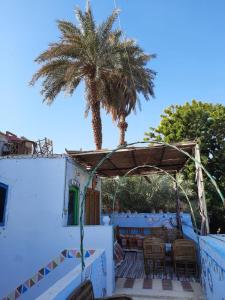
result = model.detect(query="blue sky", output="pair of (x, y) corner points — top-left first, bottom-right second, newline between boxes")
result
(1, 0), (225, 152)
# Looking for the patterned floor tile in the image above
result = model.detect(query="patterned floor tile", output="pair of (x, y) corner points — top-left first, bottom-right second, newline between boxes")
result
(143, 278), (152, 289)
(162, 279), (172, 290)
(181, 280), (193, 292)
(124, 278), (135, 288)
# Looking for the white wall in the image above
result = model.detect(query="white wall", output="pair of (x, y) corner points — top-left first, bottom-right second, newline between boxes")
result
(0, 157), (66, 297)
(59, 225), (114, 296)
(0, 156), (113, 298)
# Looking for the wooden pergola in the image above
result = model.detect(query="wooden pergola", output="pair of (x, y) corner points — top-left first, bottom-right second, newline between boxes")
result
(67, 141), (209, 235)
(67, 141), (196, 177)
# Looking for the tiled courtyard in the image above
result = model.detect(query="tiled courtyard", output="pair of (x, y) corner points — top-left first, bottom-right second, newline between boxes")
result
(115, 277), (204, 300)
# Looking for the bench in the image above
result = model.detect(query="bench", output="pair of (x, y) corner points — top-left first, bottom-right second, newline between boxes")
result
(115, 226), (182, 250)
(115, 226), (151, 250)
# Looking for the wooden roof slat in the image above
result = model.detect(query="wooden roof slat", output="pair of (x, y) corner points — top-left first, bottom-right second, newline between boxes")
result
(66, 141), (196, 177)
(159, 146), (166, 165)
(107, 157), (123, 176)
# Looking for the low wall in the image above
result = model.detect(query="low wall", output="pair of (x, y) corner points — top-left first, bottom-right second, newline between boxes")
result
(181, 217), (225, 300)
(199, 235), (225, 300)
(62, 226), (114, 296)
(2, 249), (98, 300)
(181, 213), (198, 242)
(2, 249), (107, 300)
(106, 212), (178, 228)
(105, 212), (192, 229)
(0, 225), (114, 298)
(36, 249), (107, 300)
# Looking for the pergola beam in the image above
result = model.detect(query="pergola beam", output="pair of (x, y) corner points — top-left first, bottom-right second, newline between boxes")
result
(98, 163), (185, 173)
(67, 142), (196, 177)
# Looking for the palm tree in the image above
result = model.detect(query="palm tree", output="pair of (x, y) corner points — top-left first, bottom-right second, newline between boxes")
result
(30, 3), (122, 150)
(102, 39), (156, 145)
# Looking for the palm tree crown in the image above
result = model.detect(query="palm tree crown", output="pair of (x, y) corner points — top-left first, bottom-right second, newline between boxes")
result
(31, 3), (156, 149)
(102, 39), (156, 145)
(31, 3), (122, 150)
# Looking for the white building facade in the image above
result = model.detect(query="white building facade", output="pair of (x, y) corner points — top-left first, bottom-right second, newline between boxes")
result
(0, 156), (114, 299)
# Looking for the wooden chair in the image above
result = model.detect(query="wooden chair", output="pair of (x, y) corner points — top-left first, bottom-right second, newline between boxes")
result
(172, 239), (197, 277)
(167, 228), (182, 243)
(67, 280), (132, 300)
(150, 227), (167, 242)
(143, 237), (166, 275)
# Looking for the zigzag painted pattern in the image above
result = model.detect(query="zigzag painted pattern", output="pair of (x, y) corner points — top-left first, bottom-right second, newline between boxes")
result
(2, 249), (95, 300)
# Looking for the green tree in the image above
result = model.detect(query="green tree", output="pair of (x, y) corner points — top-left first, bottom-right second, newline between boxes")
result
(144, 100), (225, 233)
(31, 3), (122, 150)
(102, 174), (195, 213)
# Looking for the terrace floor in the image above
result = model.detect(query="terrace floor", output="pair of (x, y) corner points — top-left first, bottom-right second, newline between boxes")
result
(114, 252), (204, 300)
(115, 278), (203, 300)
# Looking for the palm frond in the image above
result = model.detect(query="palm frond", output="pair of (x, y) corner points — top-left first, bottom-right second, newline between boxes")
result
(57, 20), (81, 40)
(98, 9), (120, 43)
(84, 1), (95, 33)
(102, 38), (156, 124)
(34, 43), (82, 63)
(30, 59), (70, 85)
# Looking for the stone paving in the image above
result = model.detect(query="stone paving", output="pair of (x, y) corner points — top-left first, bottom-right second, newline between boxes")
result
(114, 278), (204, 300)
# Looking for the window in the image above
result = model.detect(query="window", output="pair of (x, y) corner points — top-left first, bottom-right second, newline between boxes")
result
(67, 186), (79, 225)
(0, 183), (8, 226)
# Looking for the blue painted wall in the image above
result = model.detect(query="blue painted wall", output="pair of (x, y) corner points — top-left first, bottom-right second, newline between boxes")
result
(109, 212), (225, 300)
(199, 235), (225, 300)
(181, 215), (225, 300)
(106, 212), (180, 228)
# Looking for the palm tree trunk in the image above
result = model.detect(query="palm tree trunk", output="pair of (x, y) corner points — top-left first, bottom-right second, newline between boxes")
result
(118, 113), (128, 145)
(87, 77), (102, 150)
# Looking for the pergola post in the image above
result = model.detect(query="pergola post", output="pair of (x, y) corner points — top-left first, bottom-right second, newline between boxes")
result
(195, 144), (209, 235)
(174, 173), (182, 233)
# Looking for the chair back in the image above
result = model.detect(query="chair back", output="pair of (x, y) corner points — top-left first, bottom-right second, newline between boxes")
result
(173, 239), (196, 261)
(67, 280), (94, 300)
(167, 228), (182, 243)
(143, 237), (165, 260)
(150, 227), (167, 242)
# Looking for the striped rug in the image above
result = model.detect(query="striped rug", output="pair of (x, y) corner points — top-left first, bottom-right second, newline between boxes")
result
(115, 252), (198, 282)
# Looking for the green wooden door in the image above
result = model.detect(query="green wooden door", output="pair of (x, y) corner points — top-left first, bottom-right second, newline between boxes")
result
(68, 186), (79, 225)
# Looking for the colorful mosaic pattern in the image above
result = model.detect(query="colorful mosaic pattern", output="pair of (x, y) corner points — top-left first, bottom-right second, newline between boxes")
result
(2, 249), (95, 300)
